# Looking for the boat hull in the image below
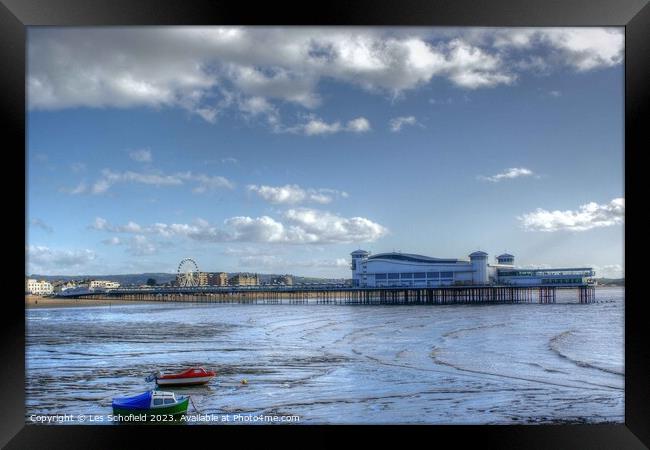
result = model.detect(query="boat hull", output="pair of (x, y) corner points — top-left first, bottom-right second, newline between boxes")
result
(112, 397), (189, 417)
(156, 376), (214, 386)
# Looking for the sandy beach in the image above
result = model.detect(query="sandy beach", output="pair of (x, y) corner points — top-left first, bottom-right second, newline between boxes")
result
(25, 295), (159, 309)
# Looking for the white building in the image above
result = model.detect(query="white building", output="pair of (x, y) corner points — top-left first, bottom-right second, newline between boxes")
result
(351, 250), (594, 287)
(89, 280), (120, 290)
(25, 279), (54, 295)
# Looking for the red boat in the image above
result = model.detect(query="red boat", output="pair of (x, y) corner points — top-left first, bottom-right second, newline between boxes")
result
(146, 367), (216, 386)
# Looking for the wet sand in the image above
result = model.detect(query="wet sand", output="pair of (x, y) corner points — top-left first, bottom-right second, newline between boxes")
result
(25, 287), (625, 424)
(25, 295), (159, 309)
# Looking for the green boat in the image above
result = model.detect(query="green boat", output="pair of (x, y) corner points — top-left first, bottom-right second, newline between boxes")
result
(112, 390), (189, 418)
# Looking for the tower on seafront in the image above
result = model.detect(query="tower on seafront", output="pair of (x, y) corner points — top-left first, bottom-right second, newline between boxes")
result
(469, 251), (489, 285)
(350, 249), (370, 287)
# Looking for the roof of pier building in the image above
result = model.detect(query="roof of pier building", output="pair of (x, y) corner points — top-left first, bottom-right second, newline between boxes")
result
(366, 252), (459, 264)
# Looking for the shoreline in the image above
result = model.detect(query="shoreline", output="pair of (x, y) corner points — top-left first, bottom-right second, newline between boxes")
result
(25, 295), (162, 309)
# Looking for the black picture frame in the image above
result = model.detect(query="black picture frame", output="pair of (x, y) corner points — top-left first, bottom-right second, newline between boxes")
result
(3, 0), (648, 447)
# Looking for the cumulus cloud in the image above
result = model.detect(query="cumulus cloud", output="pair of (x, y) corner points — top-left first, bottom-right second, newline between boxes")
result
(26, 245), (97, 273)
(101, 234), (157, 255)
(488, 28), (624, 72)
(91, 217), (143, 233)
(28, 27), (561, 124)
(59, 182), (88, 195)
(89, 209), (387, 245)
(27, 27), (622, 132)
(247, 184), (348, 205)
(129, 148), (153, 162)
(518, 198), (624, 232)
(281, 208), (388, 244)
(478, 167), (535, 182)
(62, 169), (234, 195)
(238, 255), (349, 270)
(285, 115), (372, 136)
(102, 236), (122, 245)
(389, 116), (418, 132)
(347, 117), (371, 133)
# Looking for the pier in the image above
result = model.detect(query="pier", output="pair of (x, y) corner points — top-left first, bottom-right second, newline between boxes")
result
(56, 284), (597, 305)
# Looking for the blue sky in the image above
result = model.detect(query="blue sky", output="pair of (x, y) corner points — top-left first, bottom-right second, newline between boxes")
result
(26, 27), (624, 278)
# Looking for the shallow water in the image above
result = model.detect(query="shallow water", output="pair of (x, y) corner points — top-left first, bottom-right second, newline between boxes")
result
(25, 287), (624, 424)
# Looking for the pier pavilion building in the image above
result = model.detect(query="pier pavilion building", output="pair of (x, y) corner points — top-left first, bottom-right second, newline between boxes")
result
(350, 250), (594, 287)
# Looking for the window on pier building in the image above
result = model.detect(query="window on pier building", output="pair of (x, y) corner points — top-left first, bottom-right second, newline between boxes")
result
(427, 272), (439, 278)
(375, 273), (387, 280)
(414, 272), (426, 279)
(441, 272), (453, 278)
(387, 273), (399, 279)
(400, 273), (413, 278)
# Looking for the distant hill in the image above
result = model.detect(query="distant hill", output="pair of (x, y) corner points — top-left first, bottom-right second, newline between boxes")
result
(28, 273), (178, 286)
(27, 272), (349, 286)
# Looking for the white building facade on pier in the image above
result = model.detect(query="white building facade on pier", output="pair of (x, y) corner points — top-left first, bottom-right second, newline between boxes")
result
(350, 250), (594, 287)
(25, 279), (54, 295)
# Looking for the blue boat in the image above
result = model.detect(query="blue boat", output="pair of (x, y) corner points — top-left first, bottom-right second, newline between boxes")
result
(112, 390), (189, 416)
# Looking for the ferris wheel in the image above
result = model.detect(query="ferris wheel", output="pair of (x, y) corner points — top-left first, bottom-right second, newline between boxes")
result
(177, 258), (199, 287)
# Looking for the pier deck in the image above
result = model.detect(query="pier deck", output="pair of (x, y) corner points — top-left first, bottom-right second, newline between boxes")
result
(56, 284), (597, 305)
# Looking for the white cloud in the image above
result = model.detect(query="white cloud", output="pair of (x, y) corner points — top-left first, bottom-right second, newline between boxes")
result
(303, 118), (341, 136)
(75, 169), (234, 195)
(518, 198), (624, 232)
(477, 28), (623, 72)
(441, 39), (516, 89)
(26, 245), (96, 274)
(59, 181), (88, 195)
(89, 208), (387, 245)
(29, 218), (53, 233)
(27, 27), (533, 123)
(100, 234), (157, 255)
(102, 236), (122, 245)
(190, 174), (236, 194)
(347, 117), (371, 133)
(284, 115), (371, 136)
(478, 167), (535, 182)
(389, 116), (418, 132)
(28, 27), (622, 130)
(281, 208), (388, 244)
(238, 255), (349, 270)
(91, 217), (142, 233)
(129, 148), (153, 162)
(247, 184), (347, 205)
(127, 235), (158, 256)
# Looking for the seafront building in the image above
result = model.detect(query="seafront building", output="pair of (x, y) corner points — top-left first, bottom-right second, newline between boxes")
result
(89, 280), (120, 289)
(208, 272), (229, 286)
(229, 273), (260, 286)
(270, 275), (293, 286)
(192, 272), (229, 286)
(350, 250), (594, 287)
(25, 279), (54, 295)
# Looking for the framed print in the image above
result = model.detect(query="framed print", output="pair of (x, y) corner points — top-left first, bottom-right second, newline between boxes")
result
(3, 0), (648, 447)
